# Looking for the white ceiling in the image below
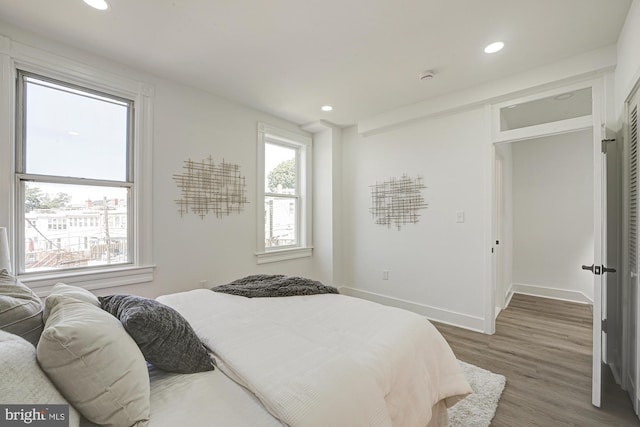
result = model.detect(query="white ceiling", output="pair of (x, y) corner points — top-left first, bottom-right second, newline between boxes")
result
(0, 0), (632, 127)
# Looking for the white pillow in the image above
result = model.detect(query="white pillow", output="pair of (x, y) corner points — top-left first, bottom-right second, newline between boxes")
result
(0, 330), (80, 427)
(37, 293), (150, 427)
(42, 283), (99, 320)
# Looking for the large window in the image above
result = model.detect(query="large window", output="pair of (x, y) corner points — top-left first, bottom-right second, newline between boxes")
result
(16, 71), (133, 274)
(256, 123), (312, 263)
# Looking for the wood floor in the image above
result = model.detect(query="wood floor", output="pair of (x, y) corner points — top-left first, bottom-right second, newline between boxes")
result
(434, 293), (640, 427)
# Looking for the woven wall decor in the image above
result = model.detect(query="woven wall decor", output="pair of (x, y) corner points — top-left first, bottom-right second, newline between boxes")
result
(370, 174), (428, 230)
(173, 156), (247, 219)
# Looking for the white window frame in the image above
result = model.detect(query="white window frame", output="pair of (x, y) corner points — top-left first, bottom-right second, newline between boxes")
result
(256, 122), (312, 264)
(0, 36), (154, 293)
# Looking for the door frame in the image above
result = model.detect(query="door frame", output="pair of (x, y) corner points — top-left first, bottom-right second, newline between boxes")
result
(494, 152), (505, 315)
(486, 77), (606, 405)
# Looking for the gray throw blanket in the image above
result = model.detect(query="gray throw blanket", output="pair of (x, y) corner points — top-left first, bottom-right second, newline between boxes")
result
(212, 274), (339, 298)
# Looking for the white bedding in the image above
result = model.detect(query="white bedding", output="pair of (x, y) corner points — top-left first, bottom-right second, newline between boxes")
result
(78, 366), (283, 427)
(157, 290), (471, 427)
(147, 366), (282, 427)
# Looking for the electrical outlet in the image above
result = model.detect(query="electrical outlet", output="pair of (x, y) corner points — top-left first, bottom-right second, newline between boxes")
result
(199, 280), (208, 288)
(383, 270), (389, 280)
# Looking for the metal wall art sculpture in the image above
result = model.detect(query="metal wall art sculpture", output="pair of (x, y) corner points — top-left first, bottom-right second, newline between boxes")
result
(173, 156), (247, 219)
(370, 174), (428, 230)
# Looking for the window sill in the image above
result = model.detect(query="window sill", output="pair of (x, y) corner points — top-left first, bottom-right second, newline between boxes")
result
(255, 247), (313, 264)
(18, 265), (155, 296)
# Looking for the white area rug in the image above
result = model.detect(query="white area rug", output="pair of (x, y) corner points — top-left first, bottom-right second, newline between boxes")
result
(448, 361), (506, 427)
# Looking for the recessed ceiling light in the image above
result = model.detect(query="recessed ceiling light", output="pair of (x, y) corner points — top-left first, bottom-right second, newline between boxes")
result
(83, 0), (110, 10)
(484, 41), (504, 54)
(68, 131), (80, 136)
(321, 105), (333, 112)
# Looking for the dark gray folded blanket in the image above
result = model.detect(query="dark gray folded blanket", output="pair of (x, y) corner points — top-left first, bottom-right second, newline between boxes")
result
(212, 274), (339, 298)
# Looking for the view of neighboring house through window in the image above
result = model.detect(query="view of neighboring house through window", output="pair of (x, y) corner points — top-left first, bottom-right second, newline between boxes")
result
(16, 71), (133, 273)
(265, 142), (298, 247)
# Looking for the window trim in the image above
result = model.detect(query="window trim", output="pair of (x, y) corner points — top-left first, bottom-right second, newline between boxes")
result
(256, 122), (312, 263)
(0, 37), (155, 291)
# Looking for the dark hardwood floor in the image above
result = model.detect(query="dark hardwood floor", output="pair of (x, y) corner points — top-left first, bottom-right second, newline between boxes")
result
(435, 293), (640, 427)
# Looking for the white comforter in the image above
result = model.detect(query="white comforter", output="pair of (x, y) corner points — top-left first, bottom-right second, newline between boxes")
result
(157, 290), (470, 427)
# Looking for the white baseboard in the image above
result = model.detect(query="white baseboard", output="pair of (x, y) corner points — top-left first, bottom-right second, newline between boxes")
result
(339, 287), (485, 333)
(504, 284), (515, 308)
(625, 373), (636, 397)
(609, 361), (622, 386)
(510, 283), (593, 305)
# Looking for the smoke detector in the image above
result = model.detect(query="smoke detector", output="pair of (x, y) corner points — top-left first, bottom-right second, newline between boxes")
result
(419, 70), (435, 81)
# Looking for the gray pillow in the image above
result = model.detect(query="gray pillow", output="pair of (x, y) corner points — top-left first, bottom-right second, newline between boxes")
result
(99, 295), (215, 374)
(0, 270), (43, 346)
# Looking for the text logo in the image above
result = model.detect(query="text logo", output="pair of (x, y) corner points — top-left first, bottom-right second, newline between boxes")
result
(0, 405), (68, 426)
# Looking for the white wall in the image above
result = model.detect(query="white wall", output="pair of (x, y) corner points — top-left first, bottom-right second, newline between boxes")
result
(311, 123), (343, 286)
(149, 81), (323, 298)
(616, 0), (640, 114)
(0, 22), (330, 299)
(511, 130), (594, 302)
(347, 49), (621, 332)
(342, 107), (489, 330)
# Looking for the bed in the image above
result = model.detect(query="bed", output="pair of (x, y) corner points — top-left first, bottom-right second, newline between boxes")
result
(0, 273), (471, 427)
(155, 289), (471, 427)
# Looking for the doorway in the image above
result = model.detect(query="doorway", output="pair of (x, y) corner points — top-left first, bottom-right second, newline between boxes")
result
(488, 80), (611, 407)
(494, 129), (595, 314)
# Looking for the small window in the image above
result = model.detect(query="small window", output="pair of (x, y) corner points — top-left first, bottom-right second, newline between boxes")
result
(16, 71), (133, 273)
(256, 123), (312, 263)
(265, 142), (298, 248)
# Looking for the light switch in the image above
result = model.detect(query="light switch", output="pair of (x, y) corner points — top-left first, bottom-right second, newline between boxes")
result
(456, 210), (465, 223)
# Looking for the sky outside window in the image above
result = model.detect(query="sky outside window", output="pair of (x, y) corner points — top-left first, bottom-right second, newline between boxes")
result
(23, 77), (129, 203)
(25, 77), (128, 182)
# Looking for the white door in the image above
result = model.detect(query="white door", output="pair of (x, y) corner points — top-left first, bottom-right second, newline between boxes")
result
(584, 92), (607, 408)
(585, 140), (603, 407)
